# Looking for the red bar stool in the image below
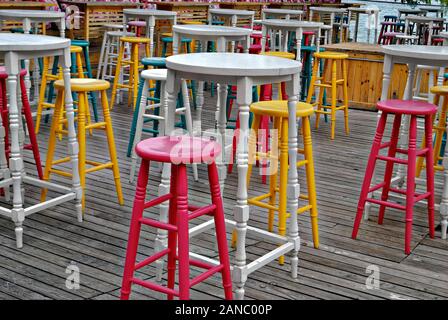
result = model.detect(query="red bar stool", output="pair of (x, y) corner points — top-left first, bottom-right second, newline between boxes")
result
(352, 100), (437, 255)
(0, 67), (43, 179)
(121, 136), (232, 300)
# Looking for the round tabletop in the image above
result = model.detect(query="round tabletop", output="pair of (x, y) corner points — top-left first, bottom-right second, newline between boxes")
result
(0, 9), (65, 19)
(405, 15), (443, 22)
(347, 7), (379, 13)
(262, 8), (304, 15)
(173, 25), (251, 36)
(0, 33), (70, 52)
(123, 9), (177, 17)
(166, 52), (301, 77)
(382, 45), (448, 61)
(209, 8), (255, 16)
(418, 5), (442, 12)
(398, 8), (422, 14)
(309, 7), (347, 13)
(261, 19), (323, 29)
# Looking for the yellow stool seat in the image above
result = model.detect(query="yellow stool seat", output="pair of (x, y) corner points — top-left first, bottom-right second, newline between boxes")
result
(181, 20), (204, 25)
(260, 51), (295, 60)
(120, 36), (150, 44)
(55, 78), (110, 92)
(161, 32), (172, 37)
(70, 45), (83, 53)
(250, 101), (314, 118)
(314, 51), (348, 60)
(431, 85), (448, 95)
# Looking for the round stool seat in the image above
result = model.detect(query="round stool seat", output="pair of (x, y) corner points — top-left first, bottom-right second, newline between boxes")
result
(104, 24), (124, 30)
(181, 20), (204, 25)
(141, 57), (166, 68)
(300, 45), (319, 52)
(161, 37), (192, 43)
(0, 66), (27, 78)
(136, 136), (221, 164)
(260, 51), (295, 60)
(141, 69), (167, 81)
(384, 15), (398, 20)
(314, 51), (348, 60)
(431, 86), (448, 95)
(384, 32), (401, 37)
(377, 100), (437, 115)
(250, 100), (314, 118)
(71, 39), (90, 47)
(128, 21), (147, 27)
(54, 78), (110, 92)
(395, 34), (419, 40)
(381, 21), (397, 26)
(70, 46), (83, 53)
(108, 31), (136, 37)
(120, 36), (150, 44)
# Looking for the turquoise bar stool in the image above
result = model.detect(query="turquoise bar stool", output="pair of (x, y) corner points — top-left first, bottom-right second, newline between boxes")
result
(161, 37), (192, 57)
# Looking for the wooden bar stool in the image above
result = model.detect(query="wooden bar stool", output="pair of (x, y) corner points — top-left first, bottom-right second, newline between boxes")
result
(306, 51), (349, 140)
(231, 101), (319, 264)
(36, 45), (87, 134)
(42, 79), (124, 209)
(0, 67), (43, 179)
(121, 136), (232, 300)
(352, 100), (437, 255)
(110, 37), (150, 109)
(416, 86), (448, 178)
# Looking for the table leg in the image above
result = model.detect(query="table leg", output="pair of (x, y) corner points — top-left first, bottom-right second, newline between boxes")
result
(441, 126), (448, 239)
(354, 13), (359, 42)
(194, 41), (207, 134)
(148, 17), (155, 58)
(374, 12), (379, 43)
(233, 77), (252, 300)
(367, 13), (371, 43)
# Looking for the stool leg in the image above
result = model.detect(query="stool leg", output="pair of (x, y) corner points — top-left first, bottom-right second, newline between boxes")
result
(432, 95), (446, 168)
(132, 44), (140, 109)
(127, 79), (145, 158)
(176, 164), (190, 300)
(78, 92), (87, 209)
(352, 112), (388, 239)
(208, 162), (233, 299)
(83, 46), (99, 122)
(330, 59), (337, 140)
(120, 159), (150, 300)
(342, 59), (350, 135)
(424, 114), (435, 239)
(101, 90), (124, 205)
(35, 57), (50, 134)
(167, 164), (178, 300)
(110, 43), (125, 109)
(278, 117), (289, 265)
(97, 32), (107, 79)
(378, 114), (402, 225)
(181, 80), (198, 181)
(302, 116), (319, 248)
(267, 117), (280, 233)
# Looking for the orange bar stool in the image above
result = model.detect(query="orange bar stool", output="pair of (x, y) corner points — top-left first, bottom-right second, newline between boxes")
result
(352, 100), (437, 255)
(416, 86), (448, 177)
(121, 136), (232, 300)
(110, 37), (150, 109)
(42, 79), (124, 209)
(232, 101), (319, 264)
(36, 45), (87, 134)
(306, 51), (349, 140)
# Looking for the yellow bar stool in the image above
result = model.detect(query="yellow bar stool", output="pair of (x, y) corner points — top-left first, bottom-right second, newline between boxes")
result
(42, 78), (124, 209)
(36, 45), (86, 134)
(110, 37), (150, 109)
(232, 100), (319, 264)
(416, 85), (448, 176)
(306, 51), (349, 140)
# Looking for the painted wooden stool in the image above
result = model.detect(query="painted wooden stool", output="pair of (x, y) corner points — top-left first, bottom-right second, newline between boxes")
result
(0, 67), (43, 179)
(306, 51), (349, 140)
(42, 79), (124, 209)
(129, 69), (197, 183)
(352, 99), (437, 255)
(121, 136), (232, 300)
(110, 37), (150, 109)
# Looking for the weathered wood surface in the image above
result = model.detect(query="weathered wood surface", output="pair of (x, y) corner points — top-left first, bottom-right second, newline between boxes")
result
(0, 88), (447, 300)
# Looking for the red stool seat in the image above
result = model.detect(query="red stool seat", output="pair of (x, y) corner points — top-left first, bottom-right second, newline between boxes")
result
(377, 99), (437, 115)
(128, 21), (146, 27)
(381, 21), (397, 26)
(136, 136), (221, 164)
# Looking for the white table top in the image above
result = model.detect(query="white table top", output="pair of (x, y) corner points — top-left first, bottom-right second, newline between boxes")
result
(347, 7), (379, 13)
(166, 52), (301, 77)
(0, 33), (70, 52)
(261, 19), (323, 28)
(262, 8), (304, 15)
(418, 5), (443, 12)
(173, 24), (251, 36)
(309, 7), (347, 13)
(0, 9), (65, 19)
(382, 45), (448, 61)
(123, 9), (177, 17)
(405, 15), (444, 22)
(398, 8), (422, 14)
(209, 8), (255, 16)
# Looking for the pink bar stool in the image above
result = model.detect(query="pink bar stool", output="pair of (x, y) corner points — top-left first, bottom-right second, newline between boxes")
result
(0, 67), (43, 179)
(352, 100), (437, 255)
(121, 136), (232, 300)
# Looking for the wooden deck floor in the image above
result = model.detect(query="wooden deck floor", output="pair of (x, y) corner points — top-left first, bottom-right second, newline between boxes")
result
(0, 89), (447, 300)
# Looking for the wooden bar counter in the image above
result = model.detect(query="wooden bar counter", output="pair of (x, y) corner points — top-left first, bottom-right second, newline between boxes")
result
(321, 42), (411, 110)
(0, 2), (53, 10)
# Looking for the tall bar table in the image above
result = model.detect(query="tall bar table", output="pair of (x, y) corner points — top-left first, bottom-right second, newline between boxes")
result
(347, 6), (379, 43)
(309, 6), (347, 44)
(261, 8), (304, 20)
(0, 33), (81, 248)
(163, 52), (302, 299)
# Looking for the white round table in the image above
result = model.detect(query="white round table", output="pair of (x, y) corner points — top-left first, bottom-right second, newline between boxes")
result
(261, 19), (323, 60)
(368, 45), (448, 240)
(0, 10), (66, 106)
(347, 7), (379, 43)
(123, 9), (177, 57)
(309, 6), (347, 44)
(261, 8), (304, 20)
(208, 8), (255, 29)
(164, 52), (302, 300)
(0, 33), (81, 248)
(419, 5), (443, 18)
